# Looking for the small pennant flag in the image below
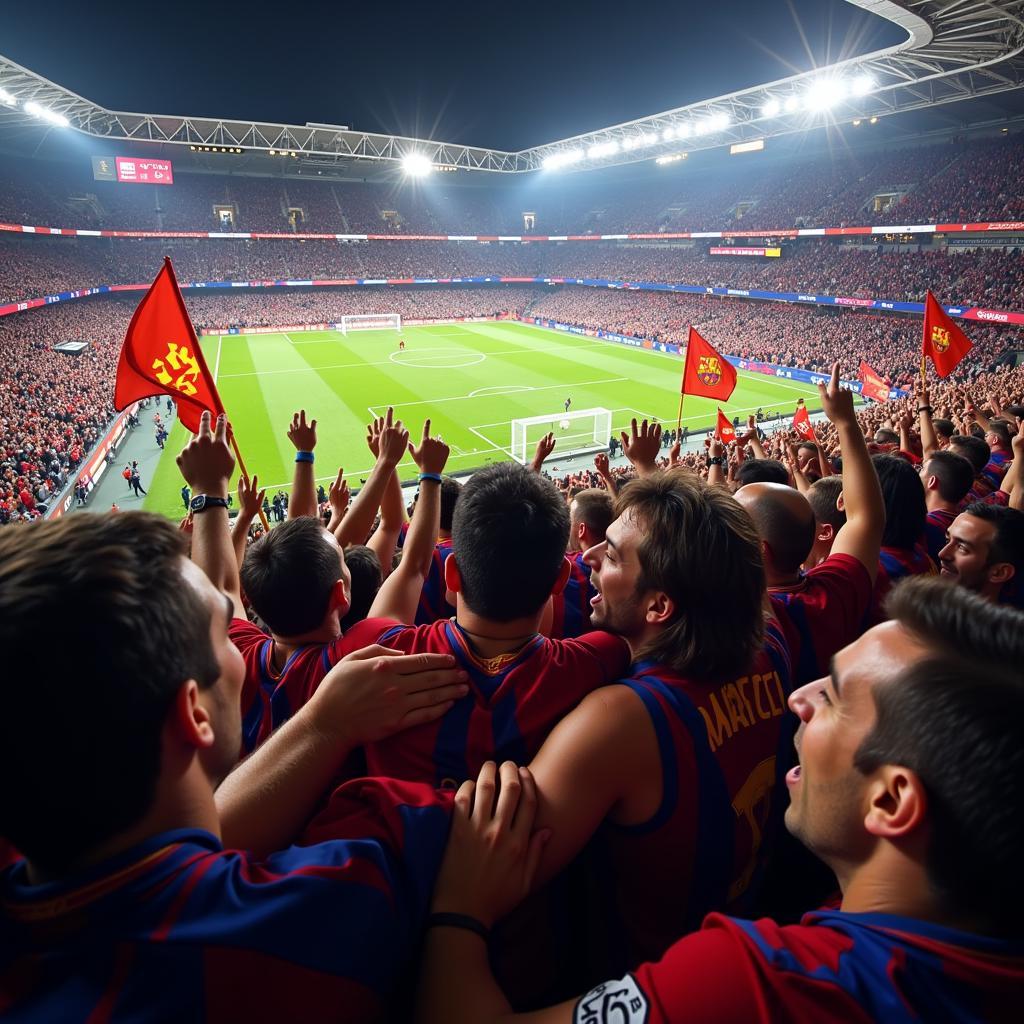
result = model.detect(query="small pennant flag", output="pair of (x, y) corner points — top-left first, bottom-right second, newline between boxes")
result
(681, 327), (738, 402)
(793, 399), (817, 442)
(921, 290), (973, 379)
(859, 360), (890, 403)
(716, 408), (737, 444)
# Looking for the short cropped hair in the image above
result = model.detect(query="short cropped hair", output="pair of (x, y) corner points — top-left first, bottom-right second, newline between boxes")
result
(807, 476), (846, 531)
(340, 545), (383, 631)
(571, 488), (614, 541)
(986, 418), (1012, 449)
(452, 462), (569, 621)
(0, 513), (220, 872)
(949, 434), (990, 474)
(616, 469), (765, 680)
(241, 517), (343, 636)
(932, 418), (955, 441)
(962, 502), (1024, 575)
(735, 459), (789, 487)
(923, 450), (975, 505)
(439, 477), (462, 533)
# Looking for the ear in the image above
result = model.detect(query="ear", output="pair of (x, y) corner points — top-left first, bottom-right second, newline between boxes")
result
(644, 589), (676, 627)
(168, 680), (216, 751)
(817, 522), (834, 544)
(836, 492), (846, 513)
(923, 474), (939, 493)
(986, 561), (1015, 587)
(443, 554), (463, 595)
(863, 766), (927, 840)
(328, 577), (350, 618)
(550, 556), (572, 597)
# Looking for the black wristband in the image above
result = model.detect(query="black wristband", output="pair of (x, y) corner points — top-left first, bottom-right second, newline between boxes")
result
(917, 406), (933, 414)
(426, 912), (490, 941)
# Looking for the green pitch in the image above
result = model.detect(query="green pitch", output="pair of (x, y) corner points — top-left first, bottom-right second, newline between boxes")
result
(144, 320), (824, 518)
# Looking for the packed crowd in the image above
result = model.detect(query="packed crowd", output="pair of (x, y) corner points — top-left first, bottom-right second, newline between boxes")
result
(1, 133), (1021, 236)
(4, 236), (1022, 315)
(2, 347), (1022, 1020)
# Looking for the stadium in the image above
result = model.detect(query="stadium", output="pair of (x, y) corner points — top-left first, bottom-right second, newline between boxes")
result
(2, 1), (1024, 1020)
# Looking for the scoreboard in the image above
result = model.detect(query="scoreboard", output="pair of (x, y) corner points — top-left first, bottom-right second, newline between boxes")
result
(91, 155), (174, 185)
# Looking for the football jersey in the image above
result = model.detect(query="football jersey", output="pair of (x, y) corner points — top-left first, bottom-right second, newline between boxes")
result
(866, 543), (937, 626)
(230, 618), (367, 755)
(345, 617), (631, 787)
(0, 778), (451, 1024)
(581, 619), (793, 975)
(769, 554), (872, 686)
(925, 507), (957, 564)
(548, 552), (597, 640)
(576, 910), (1024, 1024)
(414, 538), (456, 625)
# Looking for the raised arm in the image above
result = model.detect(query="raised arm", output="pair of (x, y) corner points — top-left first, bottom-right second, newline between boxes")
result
(369, 420), (451, 623)
(620, 417), (662, 478)
(365, 415), (408, 575)
(593, 452), (618, 495)
(231, 472), (266, 572)
(336, 408), (410, 547)
(744, 414), (768, 461)
(819, 361), (884, 582)
(325, 467), (350, 535)
(1006, 422), (1023, 511)
(917, 384), (941, 459)
(706, 436), (727, 487)
(286, 409), (319, 519)
(530, 432), (556, 474)
(177, 412), (245, 620)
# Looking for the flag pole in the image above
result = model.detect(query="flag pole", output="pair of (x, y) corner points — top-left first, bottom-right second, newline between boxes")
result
(677, 326), (692, 435)
(163, 257), (270, 532)
(676, 392), (685, 436)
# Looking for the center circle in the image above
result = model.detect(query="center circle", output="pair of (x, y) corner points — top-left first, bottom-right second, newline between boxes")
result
(388, 347), (486, 369)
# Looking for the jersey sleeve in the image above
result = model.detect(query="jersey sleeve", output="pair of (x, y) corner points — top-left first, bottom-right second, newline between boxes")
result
(229, 616), (268, 657)
(806, 553), (873, 639)
(561, 630), (632, 684)
(331, 617), (406, 659)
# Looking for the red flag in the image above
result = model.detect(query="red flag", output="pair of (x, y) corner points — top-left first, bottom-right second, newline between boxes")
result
(793, 399), (817, 442)
(859, 360), (890, 403)
(716, 408), (737, 445)
(921, 290), (973, 379)
(681, 326), (738, 402)
(114, 258), (224, 432)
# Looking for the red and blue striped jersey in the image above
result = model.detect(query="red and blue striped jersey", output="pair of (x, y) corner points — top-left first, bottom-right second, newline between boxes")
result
(346, 617), (631, 787)
(0, 778), (451, 1024)
(230, 618), (366, 755)
(414, 538), (456, 625)
(867, 543), (937, 626)
(769, 554), (872, 686)
(581, 619), (793, 975)
(925, 507), (957, 564)
(593, 910), (1024, 1024)
(548, 552), (597, 640)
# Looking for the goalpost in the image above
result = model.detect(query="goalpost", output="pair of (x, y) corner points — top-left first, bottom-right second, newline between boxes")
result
(511, 407), (612, 465)
(335, 314), (402, 335)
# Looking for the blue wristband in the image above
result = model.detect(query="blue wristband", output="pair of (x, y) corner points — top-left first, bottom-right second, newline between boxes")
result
(295, 451), (314, 464)
(418, 472), (442, 484)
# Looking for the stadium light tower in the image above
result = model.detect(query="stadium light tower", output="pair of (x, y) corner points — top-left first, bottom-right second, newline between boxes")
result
(401, 152), (433, 176)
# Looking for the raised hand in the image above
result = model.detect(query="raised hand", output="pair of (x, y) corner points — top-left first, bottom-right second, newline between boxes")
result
(328, 467), (350, 516)
(620, 417), (663, 474)
(377, 407), (410, 466)
(409, 418), (450, 476)
(594, 451), (611, 477)
(817, 361), (856, 428)
(176, 411), (235, 495)
(287, 409), (318, 451)
(237, 473), (266, 520)
(531, 432), (556, 472)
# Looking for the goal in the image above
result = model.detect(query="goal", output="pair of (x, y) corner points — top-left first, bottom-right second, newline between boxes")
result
(511, 407), (612, 465)
(336, 314), (402, 334)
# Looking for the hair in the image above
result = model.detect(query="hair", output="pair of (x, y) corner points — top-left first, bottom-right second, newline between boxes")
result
(872, 454), (926, 551)
(932, 418), (956, 441)
(0, 513), (220, 872)
(923, 450), (975, 505)
(807, 476), (846, 531)
(439, 476), (462, 533)
(616, 469), (765, 679)
(962, 502), (1024, 574)
(451, 462), (569, 621)
(735, 458), (790, 487)
(340, 545), (383, 631)
(986, 418), (1012, 450)
(949, 434), (990, 474)
(854, 655), (1024, 938)
(874, 428), (899, 446)
(570, 488), (614, 542)
(240, 517), (344, 636)
(797, 442), (818, 456)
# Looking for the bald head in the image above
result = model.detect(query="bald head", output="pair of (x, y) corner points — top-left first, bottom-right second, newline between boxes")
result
(735, 482), (816, 575)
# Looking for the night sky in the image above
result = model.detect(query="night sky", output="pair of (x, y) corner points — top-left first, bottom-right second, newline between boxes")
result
(4, 1), (906, 150)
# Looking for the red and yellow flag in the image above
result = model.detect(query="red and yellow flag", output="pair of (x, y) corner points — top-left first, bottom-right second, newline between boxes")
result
(859, 360), (890, 403)
(793, 399), (817, 442)
(921, 290), (973, 379)
(715, 408), (737, 445)
(681, 326), (737, 402)
(113, 257), (224, 432)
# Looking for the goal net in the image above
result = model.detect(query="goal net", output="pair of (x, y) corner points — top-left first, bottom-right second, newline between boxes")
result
(336, 314), (402, 334)
(511, 407), (612, 465)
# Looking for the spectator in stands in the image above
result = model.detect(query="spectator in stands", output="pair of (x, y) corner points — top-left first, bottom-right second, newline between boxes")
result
(938, 502), (1024, 607)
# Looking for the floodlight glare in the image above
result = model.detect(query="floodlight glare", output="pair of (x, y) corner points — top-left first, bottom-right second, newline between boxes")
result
(402, 152), (433, 176)
(762, 98), (781, 117)
(0, 87), (16, 108)
(640, 132), (659, 146)
(783, 95), (800, 113)
(710, 112), (730, 131)
(851, 73), (875, 96)
(677, 123), (692, 139)
(803, 79), (846, 112)
(24, 100), (69, 128)
(662, 127), (676, 141)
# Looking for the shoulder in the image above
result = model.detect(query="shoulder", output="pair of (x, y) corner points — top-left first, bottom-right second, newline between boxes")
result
(806, 553), (871, 589)
(228, 617), (267, 651)
(336, 617), (410, 655)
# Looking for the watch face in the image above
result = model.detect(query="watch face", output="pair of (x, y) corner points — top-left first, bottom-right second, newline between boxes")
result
(190, 495), (206, 512)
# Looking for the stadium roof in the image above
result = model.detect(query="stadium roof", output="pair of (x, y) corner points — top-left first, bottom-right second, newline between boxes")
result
(0, 1), (1022, 174)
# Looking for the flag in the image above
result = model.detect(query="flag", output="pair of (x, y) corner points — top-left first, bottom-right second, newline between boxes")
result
(681, 326), (737, 402)
(793, 399), (817, 442)
(114, 257), (224, 433)
(921, 290), (973, 379)
(859, 360), (890, 403)
(716, 408), (737, 445)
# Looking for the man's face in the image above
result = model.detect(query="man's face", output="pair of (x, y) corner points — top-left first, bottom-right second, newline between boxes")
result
(938, 513), (998, 593)
(784, 621), (927, 867)
(583, 509), (648, 641)
(181, 559), (245, 783)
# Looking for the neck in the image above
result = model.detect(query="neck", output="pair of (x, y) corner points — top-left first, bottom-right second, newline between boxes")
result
(764, 560), (802, 589)
(925, 491), (956, 514)
(454, 602), (541, 659)
(272, 618), (341, 667)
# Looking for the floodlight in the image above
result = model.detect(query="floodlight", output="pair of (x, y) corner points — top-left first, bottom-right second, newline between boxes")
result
(869, 116), (879, 124)
(803, 79), (846, 112)
(677, 123), (692, 139)
(24, 101), (68, 128)
(783, 96), (800, 113)
(640, 132), (659, 146)
(0, 87), (16, 108)
(402, 152), (433, 176)
(621, 137), (636, 151)
(710, 112), (730, 131)
(762, 98), (781, 117)
(850, 73), (874, 96)
(662, 127), (676, 141)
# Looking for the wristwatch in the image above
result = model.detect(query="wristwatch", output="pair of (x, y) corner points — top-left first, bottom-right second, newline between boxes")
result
(706, 456), (727, 467)
(190, 495), (230, 513)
